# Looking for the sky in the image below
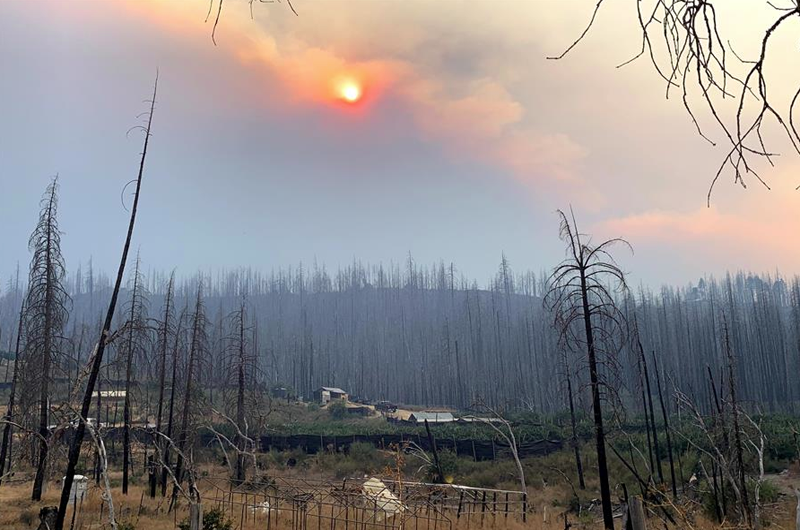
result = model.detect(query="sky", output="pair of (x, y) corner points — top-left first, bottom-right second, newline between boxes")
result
(1, 0), (799, 288)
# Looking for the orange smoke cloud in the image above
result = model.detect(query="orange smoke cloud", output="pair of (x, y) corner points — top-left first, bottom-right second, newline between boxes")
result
(119, 0), (586, 187)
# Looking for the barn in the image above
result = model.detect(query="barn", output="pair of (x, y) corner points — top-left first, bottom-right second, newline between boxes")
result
(314, 386), (348, 405)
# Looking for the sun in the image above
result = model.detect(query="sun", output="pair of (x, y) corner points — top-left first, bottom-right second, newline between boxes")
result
(340, 82), (362, 103)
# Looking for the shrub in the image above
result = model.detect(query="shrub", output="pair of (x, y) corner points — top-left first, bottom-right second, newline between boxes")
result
(178, 507), (233, 530)
(328, 401), (347, 420)
(19, 510), (36, 527)
(349, 442), (377, 463)
(425, 450), (459, 483)
(757, 479), (780, 504)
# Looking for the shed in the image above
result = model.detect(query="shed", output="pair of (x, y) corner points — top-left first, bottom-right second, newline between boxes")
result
(92, 390), (126, 401)
(457, 415), (507, 425)
(314, 386), (348, 405)
(406, 412), (455, 425)
(63, 475), (88, 502)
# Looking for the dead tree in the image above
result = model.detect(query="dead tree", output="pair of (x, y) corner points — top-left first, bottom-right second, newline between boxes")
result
(121, 255), (149, 495)
(55, 75), (157, 530)
(550, 1), (800, 198)
(630, 315), (656, 482)
(724, 318), (751, 524)
(545, 208), (630, 530)
(25, 177), (71, 501)
(172, 283), (208, 508)
(153, 272), (175, 497)
(162, 305), (186, 496)
(473, 399), (526, 493)
(0, 300), (25, 483)
(223, 298), (255, 484)
(652, 351), (678, 499)
(559, 347), (585, 489)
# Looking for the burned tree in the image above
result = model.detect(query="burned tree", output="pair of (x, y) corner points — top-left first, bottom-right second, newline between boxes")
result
(24, 177), (71, 501)
(172, 282), (209, 507)
(152, 272), (176, 497)
(545, 208), (630, 530)
(55, 76), (157, 530)
(120, 255), (150, 495)
(0, 300), (25, 483)
(559, 346), (586, 490)
(162, 305), (186, 496)
(223, 298), (257, 484)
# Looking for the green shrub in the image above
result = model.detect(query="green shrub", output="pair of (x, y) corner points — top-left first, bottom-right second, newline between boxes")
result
(349, 442), (377, 463)
(19, 510), (36, 527)
(178, 507), (233, 530)
(757, 479), (780, 504)
(425, 450), (459, 483)
(328, 401), (347, 420)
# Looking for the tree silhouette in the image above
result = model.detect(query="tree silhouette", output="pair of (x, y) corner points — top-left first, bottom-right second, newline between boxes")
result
(545, 208), (630, 530)
(24, 177), (71, 501)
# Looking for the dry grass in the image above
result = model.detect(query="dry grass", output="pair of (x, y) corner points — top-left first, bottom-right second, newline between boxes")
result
(0, 457), (798, 529)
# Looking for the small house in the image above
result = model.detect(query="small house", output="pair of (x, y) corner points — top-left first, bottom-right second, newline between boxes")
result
(314, 386), (348, 405)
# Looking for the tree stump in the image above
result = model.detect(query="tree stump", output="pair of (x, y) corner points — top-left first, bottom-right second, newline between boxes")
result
(794, 488), (800, 530)
(189, 502), (203, 530)
(629, 497), (647, 530)
(37, 506), (58, 530)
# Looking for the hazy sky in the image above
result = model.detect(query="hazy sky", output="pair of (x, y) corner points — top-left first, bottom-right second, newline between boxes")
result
(2, 0), (799, 287)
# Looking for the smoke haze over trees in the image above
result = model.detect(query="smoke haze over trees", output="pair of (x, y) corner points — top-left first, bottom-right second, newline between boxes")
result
(2, 257), (797, 414)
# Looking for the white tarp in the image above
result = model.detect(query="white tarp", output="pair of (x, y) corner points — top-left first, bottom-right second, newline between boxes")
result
(363, 477), (404, 519)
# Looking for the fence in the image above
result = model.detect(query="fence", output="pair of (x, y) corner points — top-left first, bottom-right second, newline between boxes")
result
(201, 475), (528, 530)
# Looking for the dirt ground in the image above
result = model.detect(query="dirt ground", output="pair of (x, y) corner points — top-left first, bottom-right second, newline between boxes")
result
(1, 464), (798, 530)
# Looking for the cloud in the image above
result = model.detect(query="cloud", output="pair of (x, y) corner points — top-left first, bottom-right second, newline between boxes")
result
(123, 0), (588, 188)
(596, 204), (800, 278)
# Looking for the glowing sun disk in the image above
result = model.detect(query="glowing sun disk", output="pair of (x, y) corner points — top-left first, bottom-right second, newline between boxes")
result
(340, 82), (362, 103)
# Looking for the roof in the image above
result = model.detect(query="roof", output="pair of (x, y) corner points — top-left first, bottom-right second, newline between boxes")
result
(318, 387), (347, 394)
(457, 415), (507, 424)
(408, 412), (455, 423)
(386, 409), (414, 422)
(93, 390), (126, 398)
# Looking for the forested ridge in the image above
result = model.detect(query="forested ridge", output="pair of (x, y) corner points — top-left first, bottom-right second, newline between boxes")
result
(1, 258), (797, 414)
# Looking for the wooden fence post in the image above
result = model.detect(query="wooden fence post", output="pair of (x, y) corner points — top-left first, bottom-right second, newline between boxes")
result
(629, 496), (647, 530)
(794, 488), (800, 530)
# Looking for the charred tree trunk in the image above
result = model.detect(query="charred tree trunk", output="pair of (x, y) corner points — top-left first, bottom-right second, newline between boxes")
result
(725, 321), (750, 524)
(55, 76), (157, 530)
(153, 274), (174, 497)
(0, 302), (25, 483)
(234, 302), (247, 484)
(25, 179), (70, 502)
(172, 286), (205, 508)
(566, 368), (585, 489)
(642, 352), (663, 484)
(580, 268), (614, 529)
(162, 309), (184, 496)
(652, 351), (677, 499)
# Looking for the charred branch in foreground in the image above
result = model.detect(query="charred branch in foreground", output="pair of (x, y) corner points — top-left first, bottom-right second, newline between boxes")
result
(550, 1), (800, 198)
